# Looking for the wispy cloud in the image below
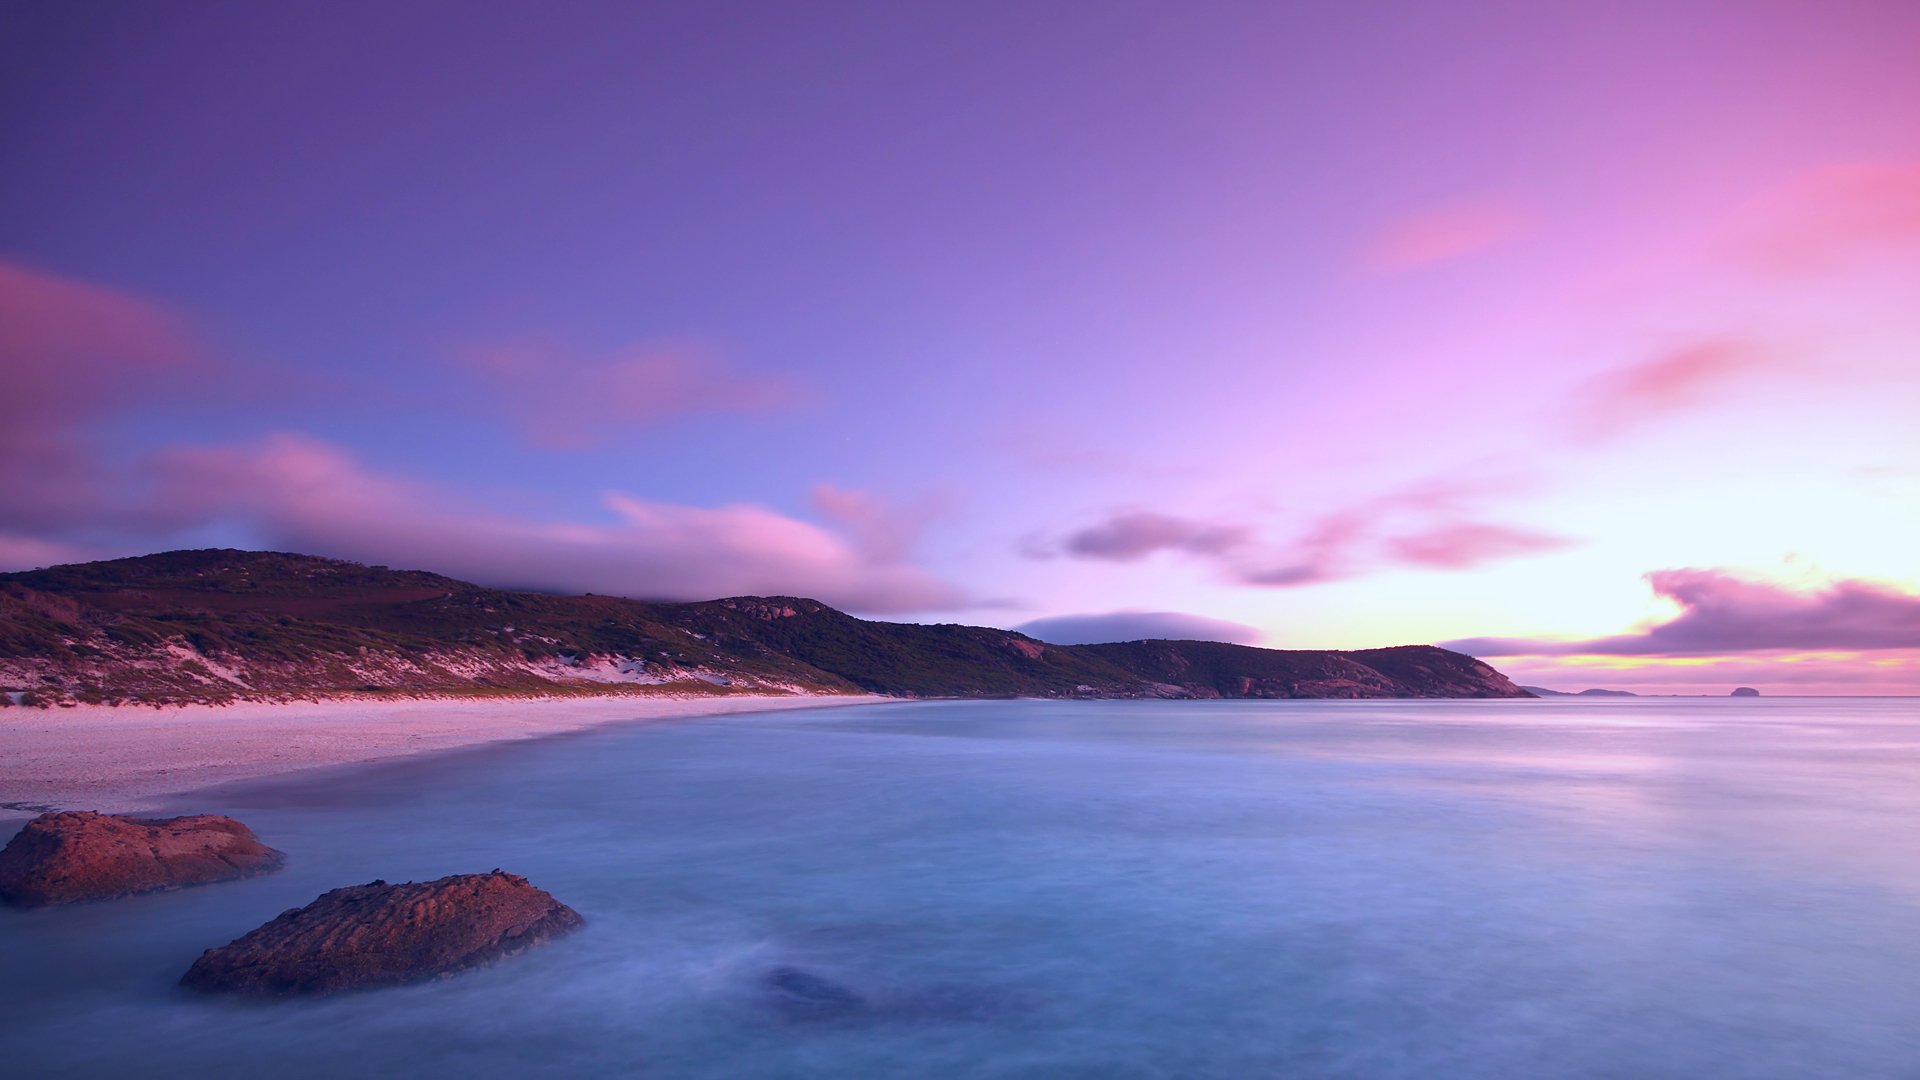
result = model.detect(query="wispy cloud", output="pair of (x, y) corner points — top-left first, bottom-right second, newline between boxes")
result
(1445, 569), (1920, 657)
(1362, 201), (1533, 275)
(1234, 509), (1371, 586)
(0, 259), (210, 532)
(810, 483), (947, 565)
(1566, 339), (1776, 443)
(1237, 478), (1574, 585)
(1385, 521), (1572, 569)
(1056, 511), (1253, 562)
(0, 259), (204, 422)
(1034, 475), (1572, 588)
(455, 339), (795, 449)
(1737, 162), (1920, 274)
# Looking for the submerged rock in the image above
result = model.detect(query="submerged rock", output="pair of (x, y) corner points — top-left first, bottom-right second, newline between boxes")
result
(0, 811), (282, 908)
(761, 965), (867, 1021)
(181, 871), (583, 995)
(754, 964), (1015, 1025)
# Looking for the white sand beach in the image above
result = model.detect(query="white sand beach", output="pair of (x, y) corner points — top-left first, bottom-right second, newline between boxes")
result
(0, 693), (885, 818)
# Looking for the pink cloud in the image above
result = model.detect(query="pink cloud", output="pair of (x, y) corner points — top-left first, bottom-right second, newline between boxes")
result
(1043, 475), (1571, 587)
(1386, 522), (1573, 569)
(1567, 339), (1774, 443)
(0, 259), (203, 424)
(457, 340), (794, 449)
(1242, 472), (1571, 584)
(128, 434), (963, 613)
(0, 259), (210, 530)
(1242, 510), (1568, 586)
(810, 483), (946, 564)
(1056, 511), (1252, 562)
(1740, 162), (1920, 273)
(1237, 510), (1370, 586)
(1362, 202), (1533, 274)
(1445, 569), (1920, 658)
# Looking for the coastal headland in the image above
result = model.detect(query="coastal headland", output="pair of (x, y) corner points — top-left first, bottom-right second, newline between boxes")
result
(1, 548), (1532, 817)
(1, 549), (1530, 705)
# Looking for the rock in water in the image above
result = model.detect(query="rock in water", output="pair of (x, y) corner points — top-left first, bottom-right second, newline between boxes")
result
(761, 966), (867, 1020)
(0, 811), (283, 908)
(181, 871), (584, 995)
(1731, 687), (1761, 697)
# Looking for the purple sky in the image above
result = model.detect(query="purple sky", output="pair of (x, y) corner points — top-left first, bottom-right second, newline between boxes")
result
(4, 1), (1918, 692)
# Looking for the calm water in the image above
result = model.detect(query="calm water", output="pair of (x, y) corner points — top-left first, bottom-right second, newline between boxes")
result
(3, 697), (1920, 1078)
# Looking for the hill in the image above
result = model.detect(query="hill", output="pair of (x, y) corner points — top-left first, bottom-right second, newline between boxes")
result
(0, 550), (1531, 705)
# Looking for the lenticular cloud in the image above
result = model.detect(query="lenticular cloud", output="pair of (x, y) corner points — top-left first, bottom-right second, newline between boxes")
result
(1014, 611), (1264, 646)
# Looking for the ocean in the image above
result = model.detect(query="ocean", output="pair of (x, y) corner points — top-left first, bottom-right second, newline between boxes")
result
(3, 697), (1918, 1078)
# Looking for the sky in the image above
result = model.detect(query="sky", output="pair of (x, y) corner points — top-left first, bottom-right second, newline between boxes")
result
(2, 0), (1918, 694)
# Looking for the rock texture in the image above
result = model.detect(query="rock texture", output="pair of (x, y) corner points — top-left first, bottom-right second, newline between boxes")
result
(0, 811), (282, 907)
(181, 871), (584, 995)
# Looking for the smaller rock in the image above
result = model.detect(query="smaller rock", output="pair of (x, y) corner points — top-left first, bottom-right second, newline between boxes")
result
(761, 965), (866, 1021)
(181, 871), (583, 995)
(0, 811), (282, 908)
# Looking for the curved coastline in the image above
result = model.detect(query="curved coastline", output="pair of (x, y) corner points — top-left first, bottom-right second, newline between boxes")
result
(0, 692), (888, 820)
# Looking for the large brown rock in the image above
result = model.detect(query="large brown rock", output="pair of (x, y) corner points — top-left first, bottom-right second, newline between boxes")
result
(0, 811), (283, 908)
(181, 871), (584, 995)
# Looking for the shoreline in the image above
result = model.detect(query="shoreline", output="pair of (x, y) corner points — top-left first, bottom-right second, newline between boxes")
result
(0, 692), (888, 820)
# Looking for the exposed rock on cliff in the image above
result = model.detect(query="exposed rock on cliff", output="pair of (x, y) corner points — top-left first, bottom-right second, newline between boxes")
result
(0, 811), (282, 908)
(181, 871), (583, 995)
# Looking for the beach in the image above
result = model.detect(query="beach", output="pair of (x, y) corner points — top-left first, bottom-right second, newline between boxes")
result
(0, 692), (883, 818)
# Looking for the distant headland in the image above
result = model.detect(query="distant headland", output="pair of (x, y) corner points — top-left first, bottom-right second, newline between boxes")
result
(1523, 685), (1766, 698)
(1, 550), (1532, 706)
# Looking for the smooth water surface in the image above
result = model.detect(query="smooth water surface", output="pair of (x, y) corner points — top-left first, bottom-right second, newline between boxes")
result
(3, 697), (1919, 1078)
